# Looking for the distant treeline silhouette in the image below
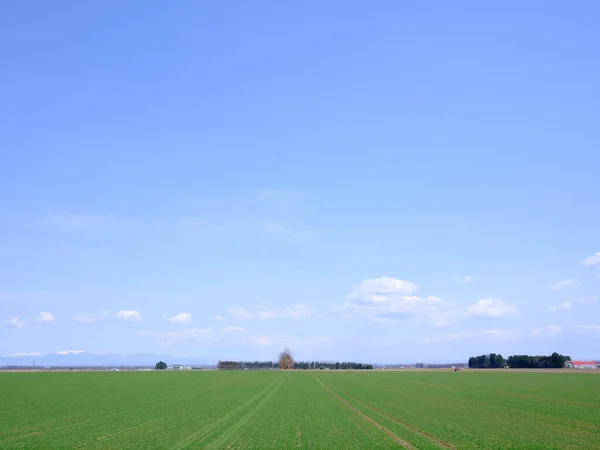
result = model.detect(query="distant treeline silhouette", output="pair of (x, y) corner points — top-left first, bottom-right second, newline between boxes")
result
(217, 360), (373, 370)
(468, 352), (570, 369)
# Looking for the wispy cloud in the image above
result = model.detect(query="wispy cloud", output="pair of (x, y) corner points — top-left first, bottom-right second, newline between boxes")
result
(253, 336), (271, 346)
(455, 275), (476, 283)
(424, 325), (562, 344)
(227, 305), (312, 320)
(212, 315), (223, 321)
(4, 317), (26, 328)
(138, 328), (213, 347)
(550, 280), (578, 291)
(223, 326), (246, 333)
(574, 325), (600, 333)
(35, 312), (55, 324)
(74, 311), (110, 323)
(116, 310), (142, 322)
(343, 277), (461, 325)
(582, 252), (600, 266)
(465, 298), (517, 318)
(167, 313), (192, 324)
(251, 334), (332, 348)
(529, 325), (563, 336)
(547, 301), (572, 314)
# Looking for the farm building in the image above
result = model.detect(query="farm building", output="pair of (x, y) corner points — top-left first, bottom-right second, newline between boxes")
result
(566, 360), (597, 369)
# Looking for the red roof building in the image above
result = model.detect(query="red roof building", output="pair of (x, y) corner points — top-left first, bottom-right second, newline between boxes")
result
(567, 360), (597, 368)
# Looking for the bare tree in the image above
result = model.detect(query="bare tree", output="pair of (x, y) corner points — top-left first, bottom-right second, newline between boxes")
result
(278, 348), (294, 370)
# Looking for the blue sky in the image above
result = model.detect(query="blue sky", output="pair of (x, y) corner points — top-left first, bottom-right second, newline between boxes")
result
(1, 2), (599, 363)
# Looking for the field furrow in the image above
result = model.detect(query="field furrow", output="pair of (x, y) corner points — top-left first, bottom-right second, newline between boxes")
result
(1, 370), (599, 448)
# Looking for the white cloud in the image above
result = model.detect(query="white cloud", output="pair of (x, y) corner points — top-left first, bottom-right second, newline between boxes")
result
(36, 312), (55, 324)
(282, 304), (312, 319)
(582, 296), (597, 304)
(349, 277), (418, 298)
(547, 301), (572, 314)
(251, 334), (331, 348)
(227, 304), (312, 320)
(253, 336), (271, 346)
(456, 275), (475, 283)
(466, 298), (517, 317)
(424, 329), (519, 343)
(582, 252), (600, 266)
(227, 307), (255, 320)
(550, 280), (578, 291)
(56, 350), (85, 355)
(344, 278), (460, 325)
(116, 310), (142, 322)
(167, 312), (192, 324)
(223, 326), (246, 333)
(4, 317), (26, 328)
(529, 325), (562, 337)
(212, 315), (223, 321)
(74, 311), (110, 323)
(139, 328), (213, 347)
(4, 352), (41, 357)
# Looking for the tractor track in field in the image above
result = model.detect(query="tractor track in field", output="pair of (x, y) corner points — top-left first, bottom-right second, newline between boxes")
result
(315, 376), (412, 449)
(339, 390), (455, 449)
(208, 373), (288, 449)
(0, 394), (175, 445)
(0, 393), (172, 441)
(73, 406), (193, 449)
(0, 380), (239, 444)
(172, 374), (288, 449)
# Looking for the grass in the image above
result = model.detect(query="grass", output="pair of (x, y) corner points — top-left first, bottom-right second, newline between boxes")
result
(0, 370), (599, 448)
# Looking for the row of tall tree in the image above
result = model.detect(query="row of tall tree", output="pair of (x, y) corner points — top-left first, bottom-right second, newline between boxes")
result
(293, 361), (373, 370)
(468, 352), (570, 369)
(218, 349), (372, 370)
(507, 353), (570, 369)
(468, 353), (506, 369)
(217, 360), (373, 370)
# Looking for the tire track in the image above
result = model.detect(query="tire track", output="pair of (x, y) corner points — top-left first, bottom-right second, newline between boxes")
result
(0, 393), (174, 441)
(207, 373), (289, 449)
(0, 376), (244, 442)
(340, 390), (455, 449)
(0, 379), (236, 444)
(315, 376), (412, 449)
(172, 375), (286, 449)
(73, 407), (191, 449)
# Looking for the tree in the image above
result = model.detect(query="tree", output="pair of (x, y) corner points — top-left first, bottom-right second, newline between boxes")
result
(506, 352), (569, 369)
(278, 348), (294, 370)
(155, 361), (167, 370)
(468, 354), (505, 369)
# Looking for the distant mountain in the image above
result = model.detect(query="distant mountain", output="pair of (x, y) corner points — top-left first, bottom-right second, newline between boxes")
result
(0, 352), (217, 367)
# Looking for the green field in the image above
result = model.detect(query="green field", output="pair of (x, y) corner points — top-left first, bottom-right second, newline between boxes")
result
(1, 370), (599, 448)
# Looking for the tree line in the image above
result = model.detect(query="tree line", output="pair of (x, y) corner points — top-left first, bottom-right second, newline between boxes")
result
(217, 360), (373, 370)
(468, 352), (570, 369)
(293, 361), (373, 370)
